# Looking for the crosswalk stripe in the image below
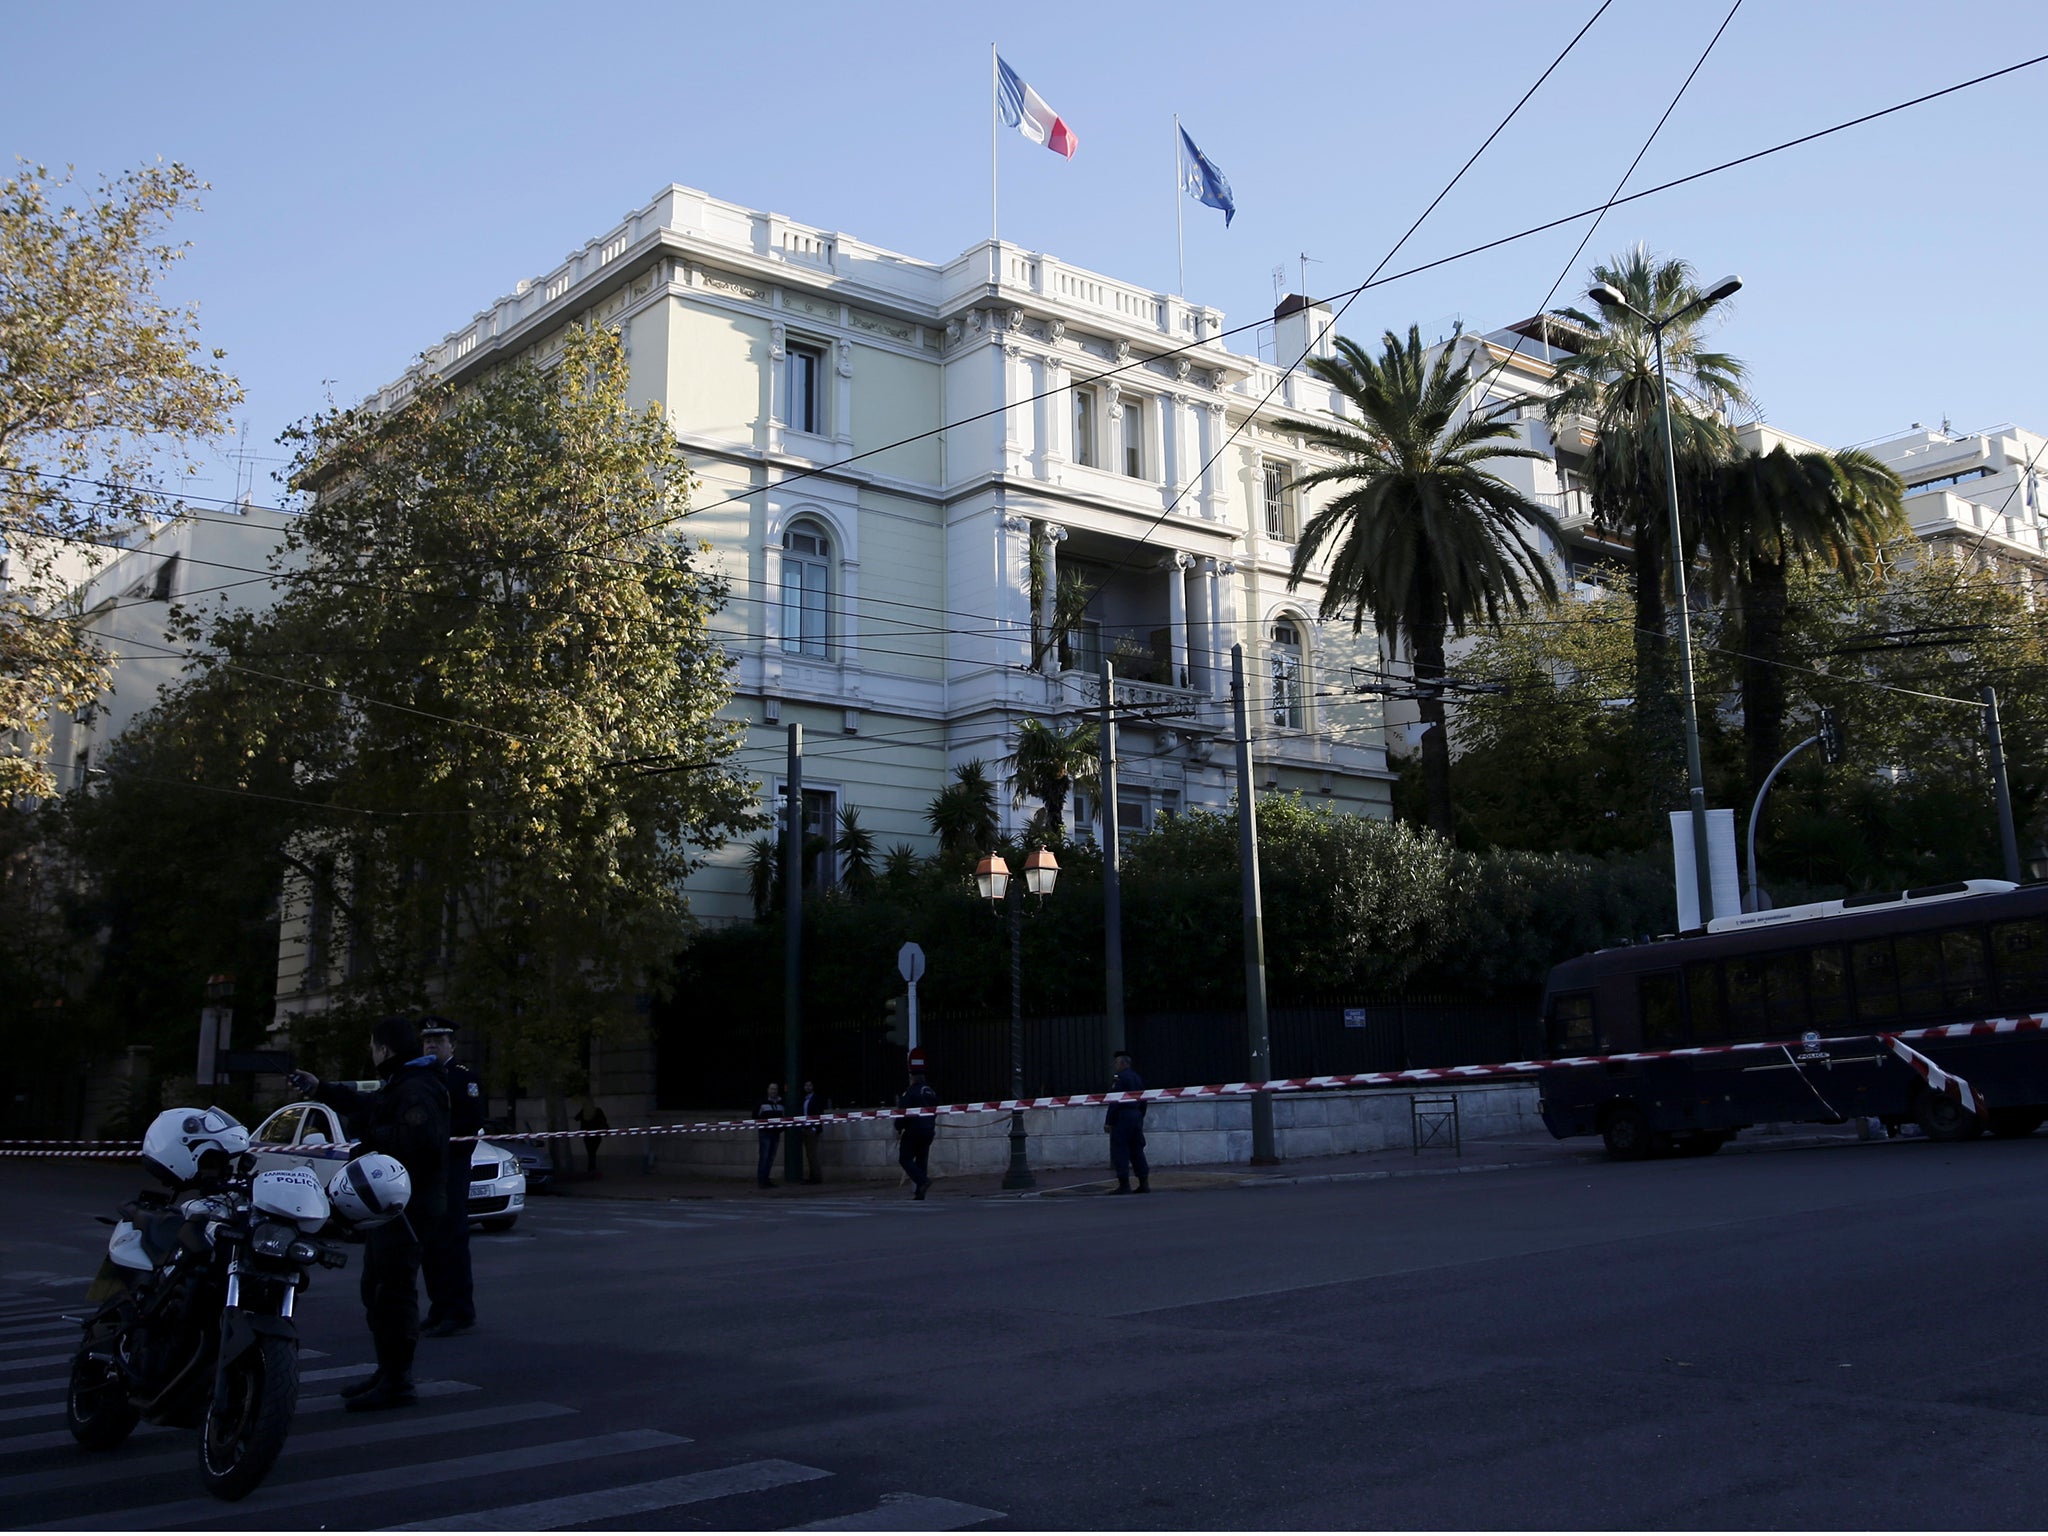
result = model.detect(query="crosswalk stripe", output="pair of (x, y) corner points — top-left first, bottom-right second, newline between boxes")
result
(27, 1427), (687, 1530)
(297, 1378), (477, 1414)
(0, 1402), (574, 1496)
(0, 1338), (74, 1356)
(0, 1322), (70, 1340)
(0, 1375), (70, 1402)
(0, 1376), (479, 1428)
(299, 1364), (378, 1383)
(389, 1457), (831, 1530)
(0, 1356), (69, 1375)
(792, 1493), (1007, 1530)
(0, 1362), (375, 1409)
(0, 1425), (167, 1459)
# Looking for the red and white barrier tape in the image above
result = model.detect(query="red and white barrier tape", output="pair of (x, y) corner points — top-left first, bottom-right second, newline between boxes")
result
(6, 1015), (2025, 1158)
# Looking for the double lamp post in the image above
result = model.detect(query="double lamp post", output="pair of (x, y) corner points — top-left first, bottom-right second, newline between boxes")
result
(974, 845), (1060, 1190)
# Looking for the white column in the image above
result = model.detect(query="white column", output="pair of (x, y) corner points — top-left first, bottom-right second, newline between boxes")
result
(1167, 391), (1192, 502)
(1201, 402), (1227, 521)
(1105, 381), (1125, 478)
(1188, 556), (1216, 696)
(1165, 552), (1194, 688)
(1038, 523), (1067, 674)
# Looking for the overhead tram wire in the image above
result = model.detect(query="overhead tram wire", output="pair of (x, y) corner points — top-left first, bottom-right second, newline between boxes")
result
(1464, 0), (1744, 414)
(11, 45), (2048, 609)
(12, 50), (2047, 755)
(31, 46), (2035, 581)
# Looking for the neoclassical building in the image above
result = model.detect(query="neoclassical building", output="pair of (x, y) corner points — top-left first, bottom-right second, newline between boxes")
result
(345, 183), (1422, 930)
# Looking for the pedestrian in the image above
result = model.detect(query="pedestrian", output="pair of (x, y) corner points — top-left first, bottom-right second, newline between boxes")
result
(1105, 1049), (1150, 1194)
(575, 1096), (609, 1176)
(755, 1082), (787, 1188)
(285, 1016), (448, 1412)
(895, 1051), (938, 1200)
(418, 1018), (481, 1338)
(794, 1080), (828, 1184)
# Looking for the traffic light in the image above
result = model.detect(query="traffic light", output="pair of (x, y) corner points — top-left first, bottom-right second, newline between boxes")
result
(883, 995), (907, 1047)
(1818, 707), (1844, 765)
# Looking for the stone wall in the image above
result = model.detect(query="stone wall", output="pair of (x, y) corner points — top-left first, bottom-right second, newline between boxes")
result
(620, 1081), (1543, 1182)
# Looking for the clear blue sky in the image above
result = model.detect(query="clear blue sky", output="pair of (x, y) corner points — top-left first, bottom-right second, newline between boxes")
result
(7, 0), (2043, 504)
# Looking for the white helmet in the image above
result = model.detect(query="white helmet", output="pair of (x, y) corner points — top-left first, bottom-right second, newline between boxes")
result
(141, 1107), (251, 1187)
(328, 1153), (411, 1228)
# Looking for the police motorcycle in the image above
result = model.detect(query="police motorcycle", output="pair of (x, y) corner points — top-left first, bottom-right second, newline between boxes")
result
(65, 1106), (412, 1501)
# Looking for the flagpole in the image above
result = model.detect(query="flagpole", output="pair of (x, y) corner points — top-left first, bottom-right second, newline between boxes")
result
(990, 43), (999, 289)
(1173, 114), (1185, 297)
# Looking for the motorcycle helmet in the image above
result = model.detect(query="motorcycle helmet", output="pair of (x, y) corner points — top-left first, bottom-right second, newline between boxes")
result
(328, 1153), (411, 1227)
(141, 1106), (252, 1187)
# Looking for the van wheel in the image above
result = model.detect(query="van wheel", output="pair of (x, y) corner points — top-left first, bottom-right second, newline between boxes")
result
(1988, 1108), (2045, 1139)
(1916, 1092), (1983, 1143)
(1601, 1105), (1654, 1160)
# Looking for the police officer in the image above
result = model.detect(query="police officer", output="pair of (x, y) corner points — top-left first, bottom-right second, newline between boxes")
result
(894, 1051), (938, 1200)
(419, 1018), (480, 1338)
(1105, 1049), (1150, 1194)
(287, 1015), (449, 1413)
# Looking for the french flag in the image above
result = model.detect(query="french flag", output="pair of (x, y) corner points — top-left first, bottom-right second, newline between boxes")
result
(996, 55), (1078, 160)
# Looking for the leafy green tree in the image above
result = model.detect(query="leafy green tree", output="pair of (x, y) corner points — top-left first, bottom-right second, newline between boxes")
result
(158, 325), (755, 1116)
(1, 161), (242, 797)
(1003, 717), (1099, 838)
(1541, 246), (1749, 796)
(1696, 444), (1905, 797)
(925, 759), (998, 865)
(1280, 326), (1560, 837)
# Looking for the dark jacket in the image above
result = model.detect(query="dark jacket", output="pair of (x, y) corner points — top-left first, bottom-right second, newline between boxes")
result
(756, 1095), (788, 1124)
(441, 1061), (485, 1140)
(799, 1090), (829, 1122)
(318, 1058), (451, 1223)
(1105, 1067), (1147, 1134)
(896, 1081), (938, 1143)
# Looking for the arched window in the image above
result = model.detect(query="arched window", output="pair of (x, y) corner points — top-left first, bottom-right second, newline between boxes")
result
(1268, 619), (1305, 730)
(782, 522), (831, 658)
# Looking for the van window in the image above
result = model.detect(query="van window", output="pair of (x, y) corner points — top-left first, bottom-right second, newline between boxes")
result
(1992, 918), (2048, 1009)
(1852, 939), (1899, 1021)
(1640, 972), (1683, 1047)
(1762, 952), (1808, 1035)
(1685, 961), (1725, 1042)
(1807, 946), (1849, 1029)
(1941, 927), (1991, 1013)
(1546, 991), (1595, 1055)
(1725, 957), (1772, 1040)
(1895, 932), (1943, 1017)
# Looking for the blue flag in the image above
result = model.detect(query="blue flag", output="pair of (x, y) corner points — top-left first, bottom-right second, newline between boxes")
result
(1179, 125), (1235, 227)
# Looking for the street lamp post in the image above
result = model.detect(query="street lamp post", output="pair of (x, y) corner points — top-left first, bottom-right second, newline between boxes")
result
(977, 847), (1059, 1190)
(1588, 273), (1742, 928)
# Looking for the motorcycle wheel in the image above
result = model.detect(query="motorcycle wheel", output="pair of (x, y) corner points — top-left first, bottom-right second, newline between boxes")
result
(197, 1335), (297, 1501)
(66, 1348), (139, 1451)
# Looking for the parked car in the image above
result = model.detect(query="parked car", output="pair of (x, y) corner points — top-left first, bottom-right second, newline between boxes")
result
(248, 1101), (528, 1231)
(482, 1121), (554, 1194)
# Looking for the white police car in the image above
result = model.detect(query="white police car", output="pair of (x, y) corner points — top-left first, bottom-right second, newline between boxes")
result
(248, 1100), (528, 1231)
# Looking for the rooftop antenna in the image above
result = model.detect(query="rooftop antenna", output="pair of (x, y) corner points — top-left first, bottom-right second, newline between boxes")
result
(1271, 264), (1286, 306)
(1299, 252), (1322, 302)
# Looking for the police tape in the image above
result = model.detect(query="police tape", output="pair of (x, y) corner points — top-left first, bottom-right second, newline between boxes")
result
(3, 1016), (2025, 1159)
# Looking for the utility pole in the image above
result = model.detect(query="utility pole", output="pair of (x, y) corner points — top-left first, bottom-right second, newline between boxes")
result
(1230, 645), (1278, 1165)
(1099, 659), (1125, 1066)
(784, 723), (804, 1183)
(1986, 686), (2022, 883)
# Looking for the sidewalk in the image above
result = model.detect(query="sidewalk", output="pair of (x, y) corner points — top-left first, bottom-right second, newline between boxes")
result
(539, 1123), (1882, 1205)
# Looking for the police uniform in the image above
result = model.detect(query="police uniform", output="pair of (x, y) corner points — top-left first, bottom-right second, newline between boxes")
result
(314, 1058), (449, 1386)
(895, 1074), (938, 1198)
(1105, 1061), (1150, 1192)
(423, 1053), (483, 1331)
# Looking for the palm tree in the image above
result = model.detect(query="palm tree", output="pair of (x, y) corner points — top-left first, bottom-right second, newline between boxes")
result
(1697, 444), (1905, 798)
(924, 759), (999, 862)
(1003, 717), (1100, 839)
(1281, 325), (1561, 839)
(1541, 246), (1751, 793)
(833, 805), (877, 898)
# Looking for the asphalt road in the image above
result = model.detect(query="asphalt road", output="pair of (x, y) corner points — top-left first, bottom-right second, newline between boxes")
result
(4, 1134), (2048, 1530)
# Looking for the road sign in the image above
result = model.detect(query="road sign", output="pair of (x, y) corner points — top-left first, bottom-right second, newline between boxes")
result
(898, 942), (926, 985)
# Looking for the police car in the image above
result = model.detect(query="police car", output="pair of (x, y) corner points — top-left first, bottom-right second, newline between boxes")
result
(247, 1099), (528, 1231)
